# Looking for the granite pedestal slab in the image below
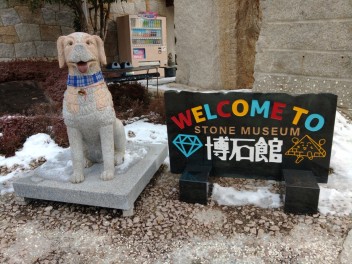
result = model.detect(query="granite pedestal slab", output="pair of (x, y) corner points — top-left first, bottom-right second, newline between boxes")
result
(13, 143), (167, 216)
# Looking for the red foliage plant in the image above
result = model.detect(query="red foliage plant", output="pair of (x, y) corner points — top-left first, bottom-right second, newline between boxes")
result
(51, 117), (69, 148)
(0, 60), (166, 156)
(0, 60), (67, 105)
(0, 60), (69, 156)
(0, 115), (51, 157)
(0, 115), (69, 157)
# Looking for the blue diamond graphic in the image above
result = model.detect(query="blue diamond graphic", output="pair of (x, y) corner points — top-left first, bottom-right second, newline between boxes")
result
(172, 134), (203, 158)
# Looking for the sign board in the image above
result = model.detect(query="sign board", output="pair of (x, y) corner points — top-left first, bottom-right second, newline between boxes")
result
(164, 91), (337, 183)
(138, 11), (158, 19)
(133, 48), (146, 59)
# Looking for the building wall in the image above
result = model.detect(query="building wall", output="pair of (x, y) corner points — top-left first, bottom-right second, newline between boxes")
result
(0, 0), (75, 61)
(253, 0), (352, 110)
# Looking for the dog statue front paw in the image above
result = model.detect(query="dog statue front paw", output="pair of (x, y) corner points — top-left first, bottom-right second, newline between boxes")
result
(100, 170), (115, 181)
(114, 152), (124, 165)
(84, 158), (94, 168)
(70, 172), (85, 183)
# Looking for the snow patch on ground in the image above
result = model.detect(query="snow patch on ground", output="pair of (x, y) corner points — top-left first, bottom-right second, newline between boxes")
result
(212, 184), (282, 208)
(212, 111), (352, 216)
(125, 119), (168, 144)
(0, 133), (64, 169)
(318, 112), (352, 215)
(1, 112), (352, 216)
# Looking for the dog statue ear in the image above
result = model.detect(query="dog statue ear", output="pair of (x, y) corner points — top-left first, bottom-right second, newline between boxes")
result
(94, 35), (107, 66)
(57, 36), (67, 68)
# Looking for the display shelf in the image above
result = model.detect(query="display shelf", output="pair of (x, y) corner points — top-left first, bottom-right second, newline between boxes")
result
(130, 18), (162, 28)
(132, 27), (162, 30)
(132, 40), (162, 45)
(132, 37), (162, 39)
(132, 28), (161, 38)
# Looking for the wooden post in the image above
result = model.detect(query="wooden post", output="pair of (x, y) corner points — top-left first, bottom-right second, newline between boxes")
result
(146, 0), (150, 12)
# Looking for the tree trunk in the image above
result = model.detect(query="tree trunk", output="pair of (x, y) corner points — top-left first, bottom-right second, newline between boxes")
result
(71, 0), (89, 32)
(99, 0), (104, 38)
(89, 0), (98, 35)
(78, 9), (88, 32)
(103, 3), (111, 40)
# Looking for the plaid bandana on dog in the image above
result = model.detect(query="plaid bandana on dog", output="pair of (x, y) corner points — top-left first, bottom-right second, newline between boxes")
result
(66, 71), (104, 87)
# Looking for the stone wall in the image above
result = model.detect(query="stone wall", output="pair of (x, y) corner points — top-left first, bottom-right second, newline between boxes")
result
(0, 0), (75, 60)
(0, 0), (175, 64)
(253, 0), (352, 110)
(174, 0), (260, 90)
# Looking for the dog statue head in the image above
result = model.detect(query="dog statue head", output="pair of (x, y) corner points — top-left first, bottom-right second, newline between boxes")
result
(57, 32), (107, 75)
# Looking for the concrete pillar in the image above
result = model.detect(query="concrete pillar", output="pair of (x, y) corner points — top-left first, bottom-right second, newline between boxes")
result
(174, 0), (221, 89)
(174, 0), (260, 90)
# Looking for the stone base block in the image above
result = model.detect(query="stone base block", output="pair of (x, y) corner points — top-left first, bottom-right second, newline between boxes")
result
(179, 165), (212, 205)
(13, 143), (168, 216)
(283, 169), (320, 215)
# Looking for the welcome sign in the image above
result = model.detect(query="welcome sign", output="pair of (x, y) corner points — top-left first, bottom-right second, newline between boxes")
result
(164, 91), (337, 183)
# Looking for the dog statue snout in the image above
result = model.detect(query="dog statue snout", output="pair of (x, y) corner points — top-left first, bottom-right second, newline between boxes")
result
(70, 44), (93, 64)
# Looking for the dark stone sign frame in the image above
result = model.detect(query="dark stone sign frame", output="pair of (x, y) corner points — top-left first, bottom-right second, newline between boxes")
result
(165, 91), (337, 184)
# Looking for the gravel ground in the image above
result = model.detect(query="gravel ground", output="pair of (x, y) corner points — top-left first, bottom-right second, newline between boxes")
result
(1, 165), (351, 263)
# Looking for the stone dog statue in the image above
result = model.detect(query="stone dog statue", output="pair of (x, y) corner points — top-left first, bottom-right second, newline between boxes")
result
(57, 32), (126, 183)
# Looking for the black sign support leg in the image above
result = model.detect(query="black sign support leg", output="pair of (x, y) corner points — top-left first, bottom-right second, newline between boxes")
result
(179, 165), (212, 205)
(283, 169), (320, 214)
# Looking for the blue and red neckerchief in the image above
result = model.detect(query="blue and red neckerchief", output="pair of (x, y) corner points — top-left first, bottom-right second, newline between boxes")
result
(66, 71), (104, 87)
